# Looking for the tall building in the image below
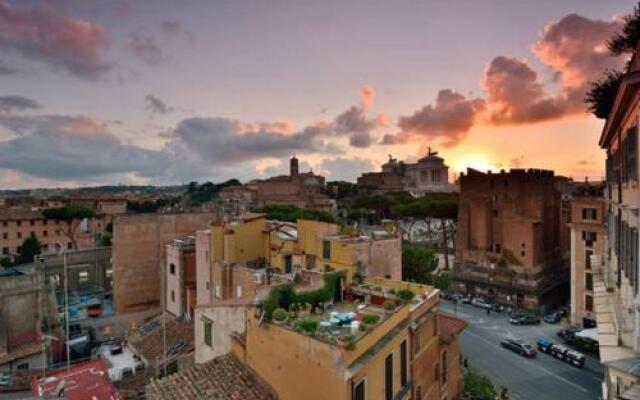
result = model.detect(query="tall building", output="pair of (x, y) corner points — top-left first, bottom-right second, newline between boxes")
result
(165, 237), (197, 318)
(454, 168), (569, 309)
(594, 48), (640, 399)
(568, 187), (606, 328)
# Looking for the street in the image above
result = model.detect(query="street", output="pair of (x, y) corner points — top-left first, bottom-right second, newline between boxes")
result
(441, 301), (604, 400)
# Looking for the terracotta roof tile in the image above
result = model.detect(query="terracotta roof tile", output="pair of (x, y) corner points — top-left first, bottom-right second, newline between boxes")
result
(146, 354), (275, 400)
(128, 314), (194, 367)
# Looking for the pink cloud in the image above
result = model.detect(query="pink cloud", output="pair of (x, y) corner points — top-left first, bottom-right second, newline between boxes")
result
(360, 84), (375, 110)
(0, 0), (110, 80)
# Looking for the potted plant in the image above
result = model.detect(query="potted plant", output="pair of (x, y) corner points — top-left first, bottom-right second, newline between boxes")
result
(383, 300), (396, 312)
(272, 308), (289, 324)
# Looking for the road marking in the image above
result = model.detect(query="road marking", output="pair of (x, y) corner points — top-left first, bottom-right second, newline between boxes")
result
(464, 329), (590, 393)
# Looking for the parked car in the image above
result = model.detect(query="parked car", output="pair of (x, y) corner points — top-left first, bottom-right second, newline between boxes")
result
(543, 312), (561, 324)
(460, 295), (473, 304)
(451, 293), (464, 302)
(509, 314), (541, 325)
(565, 350), (587, 367)
(501, 338), (537, 357)
(471, 298), (493, 310)
(536, 338), (553, 353)
(536, 338), (586, 368)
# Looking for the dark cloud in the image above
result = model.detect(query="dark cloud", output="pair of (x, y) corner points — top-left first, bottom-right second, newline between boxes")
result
(0, 95), (40, 112)
(168, 117), (331, 165)
(145, 94), (173, 114)
(349, 131), (373, 148)
(331, 85), (386, 148)
(127, 30), (166, 65)
(389, 89), (485, 147)
(0, 114), (169, 179)
(0, 0), (110, 80)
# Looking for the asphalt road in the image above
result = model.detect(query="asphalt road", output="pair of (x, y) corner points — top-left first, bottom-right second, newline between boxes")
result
(441, 301), (604, 400)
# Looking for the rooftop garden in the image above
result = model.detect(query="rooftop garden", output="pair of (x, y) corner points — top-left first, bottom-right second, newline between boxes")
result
(261, 273), (423, 348)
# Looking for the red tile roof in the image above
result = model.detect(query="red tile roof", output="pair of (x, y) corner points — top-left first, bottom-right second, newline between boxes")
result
(439, 312), (467, 341)
(145, 353), (275, 400)
(32, 359), (122, 400)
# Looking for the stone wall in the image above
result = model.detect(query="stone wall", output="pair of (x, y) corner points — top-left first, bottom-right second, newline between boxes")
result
(112, 212), (216, 314)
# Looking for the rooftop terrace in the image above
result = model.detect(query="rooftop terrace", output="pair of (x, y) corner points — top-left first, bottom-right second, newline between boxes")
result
(263, 275), (438, 350)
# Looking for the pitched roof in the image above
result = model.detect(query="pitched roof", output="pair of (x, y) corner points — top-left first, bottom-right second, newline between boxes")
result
(32, 358), (122, 400)
(439, 312), (467, 341)
(145, 353), (276, 400)
(128, 314), (194, 367)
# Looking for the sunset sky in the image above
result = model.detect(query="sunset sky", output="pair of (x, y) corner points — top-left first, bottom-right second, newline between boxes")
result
(0, 0), (636, 188)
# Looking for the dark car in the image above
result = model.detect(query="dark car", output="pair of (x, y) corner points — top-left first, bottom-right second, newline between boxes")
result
(460, 295), (473, 304)
(501, 338), (537, 357)
(509, 314), (541, 325)
(543, 312), (561, 324)
(558, 329), (599, 357)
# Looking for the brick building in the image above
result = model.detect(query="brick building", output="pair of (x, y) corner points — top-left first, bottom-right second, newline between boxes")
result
(111, 212), (215, 314)
(254, 156), (333, 211)
(454, 168), (569, 309)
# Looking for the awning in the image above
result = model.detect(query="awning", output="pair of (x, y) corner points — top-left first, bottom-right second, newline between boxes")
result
(576, 328), (598, 341)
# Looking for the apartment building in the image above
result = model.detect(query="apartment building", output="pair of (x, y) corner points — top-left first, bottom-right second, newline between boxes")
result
(454, 168), (569, 309)
(0, 208), (106, 259)
(151, 277), (465, 400)
(569, 190), (606, 328)
(594, 49), (640, 400)
(165, 237), (196, 318)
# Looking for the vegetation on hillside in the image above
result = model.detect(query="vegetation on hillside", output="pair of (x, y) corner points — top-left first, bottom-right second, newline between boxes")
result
(255, 204), (337, 224)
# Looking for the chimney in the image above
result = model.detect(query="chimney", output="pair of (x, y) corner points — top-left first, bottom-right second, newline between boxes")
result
(290, 156), (299, 176)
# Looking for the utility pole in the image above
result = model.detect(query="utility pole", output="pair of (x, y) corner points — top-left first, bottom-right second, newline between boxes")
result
(64, 251), (70, 371)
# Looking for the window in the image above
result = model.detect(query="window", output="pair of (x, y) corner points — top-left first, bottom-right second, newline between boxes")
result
(43, 220), (47, 226)
(433, 315), (438, 336)
(236, 285), (243, 298)
(493, 243), (501, 253)
(30, 220), (35, 226)
(415, 386), (422, 400)
(434, 362), (439, 383)
(79, 271), (89, 284)
(431, 170), (440, 184)
(205, 250), (209, 262)
(586, 273), (593, 291)
(16, 232), (22, 239)
(585, 295), (594, 312)
(16, 362), (29, 370)
(67, 242), (72, 250)
(353, 379), (366, 400)
(585, 249), (593, 270)
(16, 220), (21, 227)
(215, 284), (221, 298)
(583, 231), (597, 247)
(42, 244), (48, 251)
(2, 233), (7, 239)
(441, 350), (448, 385)
(2, 247), (8, 255)
(43, 230), (48, 237)
(521, 251), (525, 257)
(582, 208), (597, 221)
(385, 353), (393, 400)
(204, 320), (212, 346)
(170, 263), (176, 275)
(171, 290), (175, 302)
(400, 340), (408, 387)
(1, 221), (6, 227)
(322, 240), (331, 259)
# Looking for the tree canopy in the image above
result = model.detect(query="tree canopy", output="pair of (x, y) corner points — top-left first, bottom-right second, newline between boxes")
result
(402, 243), (438, 283)
(585, 70), (623, 119)
(608, 2), (640, 56)
(256, 204), (337, 224)
(42, 205), (94, 221)
(18, 234), (41, 264)
(392, 193), (458, 220)
(463, 370), (498, 400)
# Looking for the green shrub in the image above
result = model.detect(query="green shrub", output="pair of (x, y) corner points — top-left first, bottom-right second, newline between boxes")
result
(362, 314), (380, 324)
(397, 289), (416, 302)
(295, 318), (319, 333)
(383, 300), (396, 311)
(273, 308), (289, 322)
